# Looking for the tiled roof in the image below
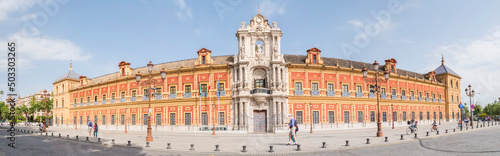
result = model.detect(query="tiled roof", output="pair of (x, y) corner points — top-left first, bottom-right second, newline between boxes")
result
(54, 70), (81, 83)
(434, 64), (460, 77)
(284, 55), (428, 80)
(83, 55), (234, 87)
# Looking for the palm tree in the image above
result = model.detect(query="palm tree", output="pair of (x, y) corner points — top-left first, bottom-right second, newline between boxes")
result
(18, 104), (29, 123)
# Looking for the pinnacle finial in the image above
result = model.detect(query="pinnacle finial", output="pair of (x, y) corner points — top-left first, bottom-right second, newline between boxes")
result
(257, 3), (260, 14)
(70, 59), (73, 70)
(441, 54), (444, 65)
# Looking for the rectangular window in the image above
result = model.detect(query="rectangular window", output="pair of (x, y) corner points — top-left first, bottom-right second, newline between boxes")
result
(457, 96), (459, 104)
(433, 112), (436, 120)
(94, 96), (98, 101)
(410, 91), (414, 97)
(418, 92), (422, 97)
(144, 89), (149, 98)
(121, 92), (125, 98)
(80, 116), (82, 125)
(403, 111), (407, 121)
(201, 112), (208, 125)
(401, 90), (406, 96)
(312, 83), (318, 90)
(185, 113), (191, 125)
(170, 86), (176, 94)
(74, 116), (76, 124)
(201, 84), (207, 92)
(344, 111), (350, 123)
(202, 56), (206, 64)
(87, 116), (90, 123)
(218, 112), (225, 125)
(102, 115), (106, 125)
(433, 94), (436, 99)
(120, 114), (125, 125)
(255, 79), (265, 88)
(451, 95), (454, 103)
(102, 94), (106, 101)
(393, 111), (397, 121)
(312, 54), (317, 64)
(111, 93), (116, 99)
(132, 114), (136, 125)
(391, 89), (396, 95)
(426, 93), (429, 98)
(295, 82), (302, 90)
(356, 86), (362, 93)
(357, 111), (363, 123)
(218, 83), (224, 91)
(369, 85), (375, 93)
(370, 111), (375, 122)
(419, 112), (423, 120)
(327, 84), (334, 91)
(185, 85), (191, 93)
(381, 88), (386, 95)
(143, 114), (148, 125)
(411, 111), (415, 119)
(169, 113), (176, 125)
(383, 112), (387, 122)
(111, 115), (115, 125)
(132, 90), (137, 97)
(296, 111), (303, 124)
(156, 113), (162, 125)
(80, 98), (83, 103)
(427, 112), (430, 120)
(74, 99), (77, 104)
(156, 87), (162, 94)
(440, 112), (443, 119)
(87, 97), (90, 102)
(62, 100), (64, 108)
(328, 111), (335, 123)
(342, 84), (349, 92)
(313, 111), (319, 123)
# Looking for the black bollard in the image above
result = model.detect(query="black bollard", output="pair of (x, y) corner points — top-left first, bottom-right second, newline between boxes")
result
(98, 138), (101, 142)
(242, 145), (247, 152)
(52, 133), (54, 136)
(214, 145), (220, 151)
(296, 144), (301, 151)
(400, 135), (404, 140)
(146, 142), (150, 148)
(127, 141), (131, 146)
(384, 137), (388, 142)
(414, 133), (417, 138)
(31, 131), (33, 134)
(345, 140), (350, 146)
(446, 129), (448, 133)
(437, 131), (439, 135)
(321, 142), (326, 148)
(76, 135), (79, 140)
(269, 146), (274, 152)
(86, 137), (89, 141)
(366, 138), (370, 144)
(426, 132), (429, 136)
(112, 139), (115, 145)
(190, 144), (195, 151)
(59, 133), (61, 137)
(167, 143), (171, 149)
(46, 133), (48, 136)
(67, 135), (69, 139)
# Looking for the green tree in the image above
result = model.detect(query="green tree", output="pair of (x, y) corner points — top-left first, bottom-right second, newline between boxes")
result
(17, 104), (29, 123)
(0, 101), (9, 120)
(0, 90), (4, 101)
(474, 104), (483, 115)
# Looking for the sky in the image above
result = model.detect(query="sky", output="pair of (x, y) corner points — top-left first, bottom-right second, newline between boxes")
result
(0, 0), (500, 107)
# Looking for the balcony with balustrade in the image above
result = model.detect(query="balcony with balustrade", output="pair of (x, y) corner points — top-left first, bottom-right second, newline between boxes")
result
(369, 93), (376, 98)
(401, 95), (406, 100)
(169, 93), (177, 99)
(86, 102), (90, 106)
(294, 90), (304, 96)
(342, 92), (350, 97)
(355, 92), (363, 98)
(93, 101), (98, 105)
(131, 97), (137, 101)
(251, 88), (270, 94)
(327, 91), (335, 97)
(381, 94), (387, 99)
(391, 95), (397, 100)
(184, 92), (192, 98)
(102, 100), (107, 104)
(110, 99), (116, 103)
(120, 98), (126, 102)
(155, 94), (162, 99)
(200, 92), (208, 97)
(311, 90), (320, 96)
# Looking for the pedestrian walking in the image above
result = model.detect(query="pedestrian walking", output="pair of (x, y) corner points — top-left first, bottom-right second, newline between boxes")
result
(288, 114), (297, 145)
(87, 120), (93, 136)
(93, 123), (98, 138)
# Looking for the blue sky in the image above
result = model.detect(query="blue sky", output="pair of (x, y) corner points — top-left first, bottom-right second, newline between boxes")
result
(1, 0), (500, 106)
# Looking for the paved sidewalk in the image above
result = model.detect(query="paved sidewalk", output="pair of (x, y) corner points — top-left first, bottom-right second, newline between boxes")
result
(4, 121), (499, 155)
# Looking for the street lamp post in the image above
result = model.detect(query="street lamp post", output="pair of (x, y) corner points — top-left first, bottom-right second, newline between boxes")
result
(125, 108), (128, 133)
(42, 90), (49, 132)
(135, 61), (166, 142)
(310, 103), (313, 134)
(391, 104), (394, 129)
(362, 61), (390, 137)
(465, 85), (474, 127)
(213, 104), (216, 135)
(439, 106), (441, 125)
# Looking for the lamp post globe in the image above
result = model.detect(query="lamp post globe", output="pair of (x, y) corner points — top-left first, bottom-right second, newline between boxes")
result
(373, 61), (379, 71)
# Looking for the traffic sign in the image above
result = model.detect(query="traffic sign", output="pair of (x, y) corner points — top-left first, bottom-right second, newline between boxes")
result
(459, 104), (464, 109)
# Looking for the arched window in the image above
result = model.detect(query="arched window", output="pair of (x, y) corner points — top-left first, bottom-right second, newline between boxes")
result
(456, 82), (459, 89)
(450, 80), (453, 88)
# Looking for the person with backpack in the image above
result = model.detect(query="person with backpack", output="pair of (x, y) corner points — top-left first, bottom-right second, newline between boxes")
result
(93, 123), (98, 138)
(87, 120), (93, 137)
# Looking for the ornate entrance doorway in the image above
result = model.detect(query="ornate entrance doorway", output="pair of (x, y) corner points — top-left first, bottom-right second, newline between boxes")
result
(253, 110), (267, 133)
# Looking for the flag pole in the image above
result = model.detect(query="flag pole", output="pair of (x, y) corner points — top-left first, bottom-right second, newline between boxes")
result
(199, 75), (201, 125)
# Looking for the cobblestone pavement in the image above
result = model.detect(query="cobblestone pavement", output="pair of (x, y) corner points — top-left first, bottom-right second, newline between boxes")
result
(1, 121), (499, 155)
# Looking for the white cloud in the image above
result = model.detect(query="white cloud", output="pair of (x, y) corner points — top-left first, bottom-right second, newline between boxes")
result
(348, 20), (364, 28)
(422, 26), (500, 106)
(0, 0), (37, 23)
(0, 31), (92, 71)
(259, 0), (287, 17)
(173, 0), (192, 20)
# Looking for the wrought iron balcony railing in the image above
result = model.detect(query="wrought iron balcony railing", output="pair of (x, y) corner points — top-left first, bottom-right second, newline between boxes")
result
(251, 88), (270, 94)
(294, 90), (304, 95)
(327, 91), (335, 96)
(184, 92), (192, 98)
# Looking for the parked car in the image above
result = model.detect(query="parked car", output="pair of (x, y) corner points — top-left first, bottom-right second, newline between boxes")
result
(17, 122), (26, 126)
(31, 122), (39, 126)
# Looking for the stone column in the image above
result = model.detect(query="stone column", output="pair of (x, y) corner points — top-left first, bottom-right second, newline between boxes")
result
(238, 102), (243, 130)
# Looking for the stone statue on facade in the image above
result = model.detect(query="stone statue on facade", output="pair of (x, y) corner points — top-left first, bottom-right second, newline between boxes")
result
(240, 44), (245, 59)
(256, 43), (263, 53)
(240, 21), (246, 30)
